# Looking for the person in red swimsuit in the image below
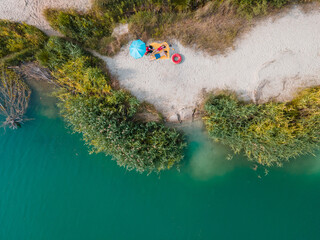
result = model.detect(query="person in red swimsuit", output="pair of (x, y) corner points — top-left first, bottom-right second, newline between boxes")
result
(156, 45), (166, 52)
(145, 45), (154, 55)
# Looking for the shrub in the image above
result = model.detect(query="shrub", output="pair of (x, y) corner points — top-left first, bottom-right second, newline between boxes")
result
(0, 48), (36, 66)
(0, 20), (47, 64)
(37, 37), (110, 95)
(92, 0), (201, 22)
(203, 90), (320, 167)
(60, 94), (185, 173)
(93, 0), (146, 23)
(44, 9), (111, 50)
(129, 11), (164, 40)
(36, 37), (100, 69)
(232, 0), (290, 17)
(54, 57), (111, 95)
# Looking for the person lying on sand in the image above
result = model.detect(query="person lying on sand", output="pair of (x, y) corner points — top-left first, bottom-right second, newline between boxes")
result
(145, 45), (154, 55)
(156, 45), (166, 52)
(153, 50), (168, 59)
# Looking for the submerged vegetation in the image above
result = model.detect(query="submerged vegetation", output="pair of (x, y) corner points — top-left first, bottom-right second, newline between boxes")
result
(203, 90), (320, 167)
(0, 21), (42, 128)
(0, 67), (31, 129)
(37, 37), (185, 173)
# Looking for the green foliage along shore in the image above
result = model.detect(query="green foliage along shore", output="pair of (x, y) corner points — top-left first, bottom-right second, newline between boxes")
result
(60, 95), (184, 172)
(0, 20), (47, 65)
(0, 21), (46, 129)
(37, 37), (186, 173)
(203, 90), (320, 167)
(44, 9), (111, 51)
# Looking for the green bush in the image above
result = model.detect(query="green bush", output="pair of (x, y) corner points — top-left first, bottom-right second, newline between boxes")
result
(37, 37), (186, 173)
(93, 0), (146, 22)
(44, 9), (111, 50)
(0, 48), (36, 66)
(0, 20), (47, 64)
(37, 37), (100, 69)
(232, 0), (290, 17)
(203, 90), (320, 167)
(37, 37), (111, 95)
(129, 11), (163, 39)
(92, 0), (200, 22)
(60, 94), (185, 173)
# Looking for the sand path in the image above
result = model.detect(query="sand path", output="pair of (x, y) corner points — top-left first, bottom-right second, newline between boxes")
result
(0, 0), (91, 35)
(103, 6), (320, 121)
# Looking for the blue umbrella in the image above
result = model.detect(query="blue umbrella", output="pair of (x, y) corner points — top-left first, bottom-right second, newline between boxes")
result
(130, 40), (146, 59)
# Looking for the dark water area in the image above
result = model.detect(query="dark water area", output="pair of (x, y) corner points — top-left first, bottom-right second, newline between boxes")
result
(1, 81), (320, 240)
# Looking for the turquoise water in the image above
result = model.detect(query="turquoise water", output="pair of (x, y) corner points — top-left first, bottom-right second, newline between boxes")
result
(1, 81), (320, 240)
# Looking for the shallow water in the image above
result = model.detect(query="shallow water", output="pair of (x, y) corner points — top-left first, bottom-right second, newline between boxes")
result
(1, 83), (320, 240)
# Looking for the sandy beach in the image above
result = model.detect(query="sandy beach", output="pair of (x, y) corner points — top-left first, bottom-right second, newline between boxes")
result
(103, 6), (320, 121)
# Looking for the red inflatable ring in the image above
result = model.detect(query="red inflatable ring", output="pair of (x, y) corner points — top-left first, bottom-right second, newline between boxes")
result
(171, 53), (182, 64)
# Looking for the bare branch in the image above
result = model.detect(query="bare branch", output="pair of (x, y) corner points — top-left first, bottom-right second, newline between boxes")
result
(0, 66), (31, 129)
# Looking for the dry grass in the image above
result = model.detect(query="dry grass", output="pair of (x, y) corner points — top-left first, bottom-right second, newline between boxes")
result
(299, 1), (320, 13)
(128, 1), (319, 56)
(17, 62), (55, 84)
(168, 1), (248, 55)
(134, 101), (163, 122)
(98, 33), (130, 56)
(127, 1), (249, 55)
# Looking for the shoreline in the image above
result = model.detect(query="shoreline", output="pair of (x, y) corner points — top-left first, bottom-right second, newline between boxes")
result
(1, 2), (320, 123)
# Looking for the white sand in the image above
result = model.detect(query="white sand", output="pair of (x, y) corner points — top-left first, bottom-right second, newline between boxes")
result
(103, 6), (320, 122)
(0, 0), (92, 35)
